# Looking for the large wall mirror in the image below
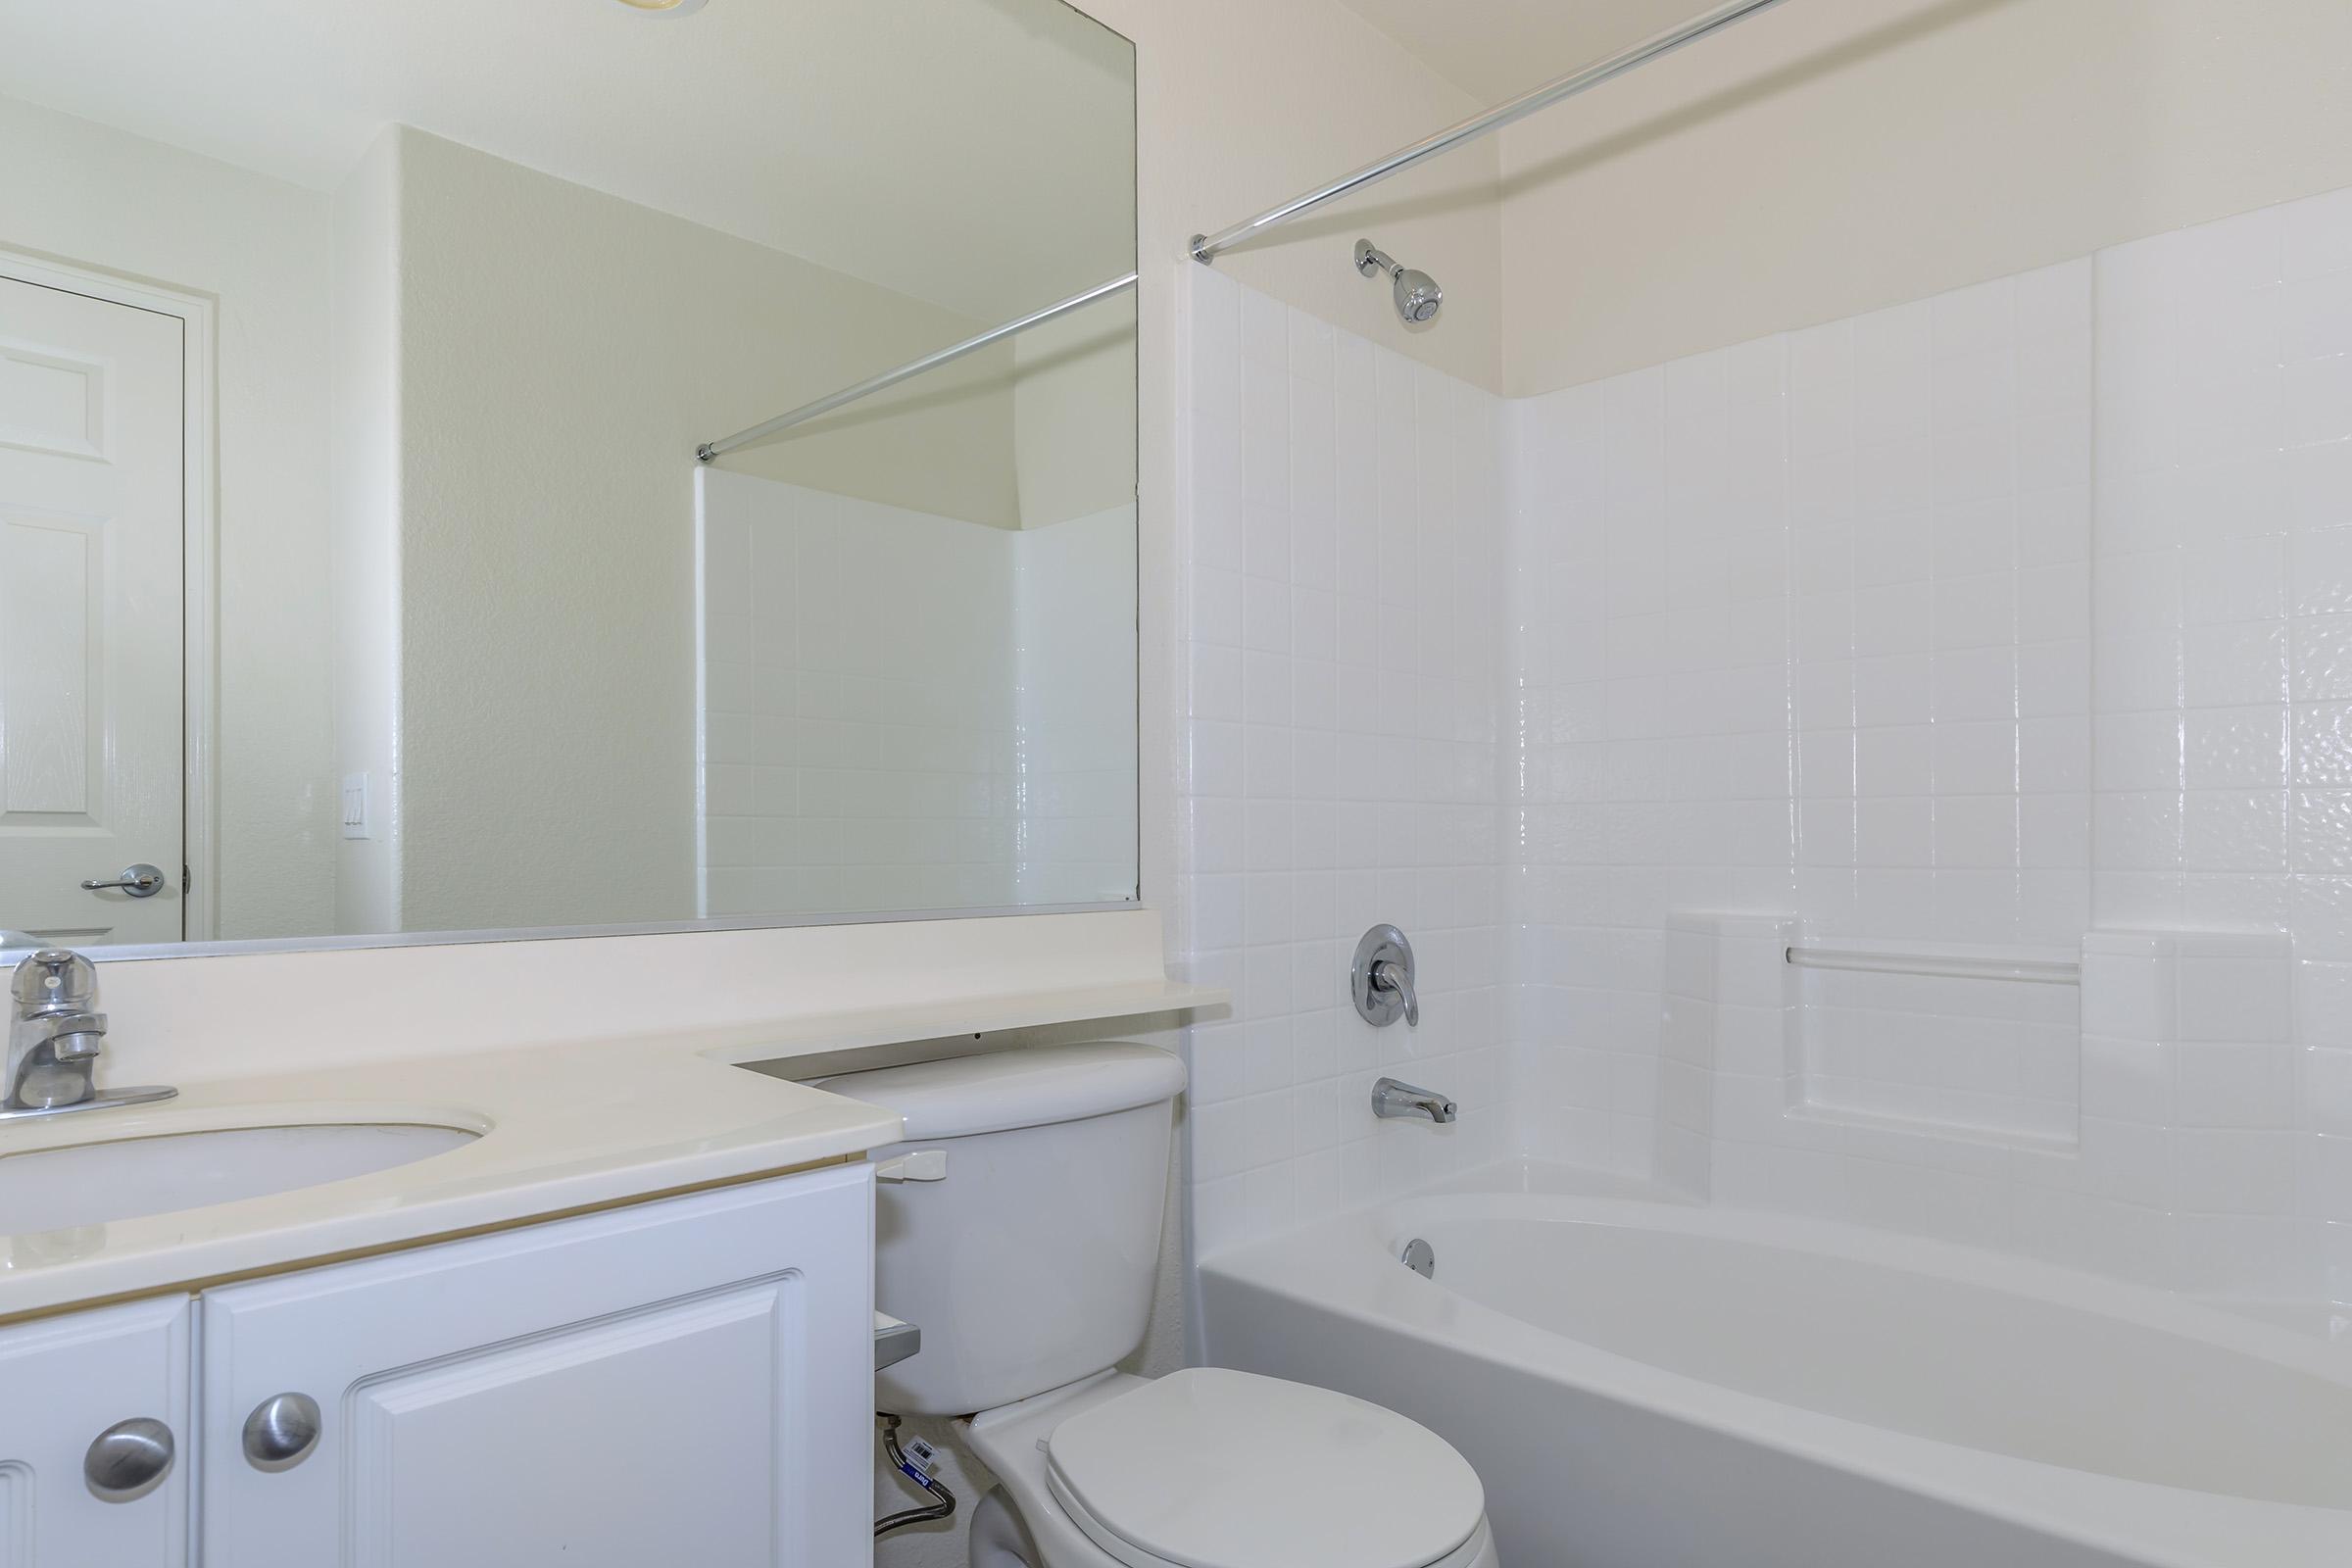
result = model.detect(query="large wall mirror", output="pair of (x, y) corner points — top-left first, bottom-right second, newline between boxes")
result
(0, 0), (1139, 954)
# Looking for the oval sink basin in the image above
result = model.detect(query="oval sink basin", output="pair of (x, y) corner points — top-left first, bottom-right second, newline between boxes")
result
(0, 1123), (480, 1234)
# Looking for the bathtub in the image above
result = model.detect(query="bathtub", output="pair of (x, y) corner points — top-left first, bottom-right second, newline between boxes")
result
(1198, 1166), (2352, 1568)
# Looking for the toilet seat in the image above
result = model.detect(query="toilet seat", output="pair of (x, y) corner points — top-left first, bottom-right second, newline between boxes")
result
(1041, 1367), (1487, 1568)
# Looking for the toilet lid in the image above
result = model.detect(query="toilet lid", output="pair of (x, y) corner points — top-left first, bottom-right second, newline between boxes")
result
(1044, 1367), (1485, 1568)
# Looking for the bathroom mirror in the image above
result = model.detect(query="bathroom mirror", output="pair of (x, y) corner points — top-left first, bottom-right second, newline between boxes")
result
(0, 0), (1139, 954)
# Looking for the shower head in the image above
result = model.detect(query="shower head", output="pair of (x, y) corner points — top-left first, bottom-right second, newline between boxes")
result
(1355, 238), (1443, 324)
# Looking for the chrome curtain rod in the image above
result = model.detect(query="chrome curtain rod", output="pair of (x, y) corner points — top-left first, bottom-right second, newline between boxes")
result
(696, 270), (1139, 463)
(1189, 0), (1789, 265)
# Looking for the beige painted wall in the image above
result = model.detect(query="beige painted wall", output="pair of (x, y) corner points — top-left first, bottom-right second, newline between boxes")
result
(330, 129), (404, 935)
(0, 93), (338, 941)
(1011, 295), (1138, 530)
(1497, 0), (2352, 393)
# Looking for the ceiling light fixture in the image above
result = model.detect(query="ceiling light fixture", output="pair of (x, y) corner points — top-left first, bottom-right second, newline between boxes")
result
(612, 0), (709, 16)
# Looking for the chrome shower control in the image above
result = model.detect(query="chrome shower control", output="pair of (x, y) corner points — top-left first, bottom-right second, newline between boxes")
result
(1352, 925), (1418, 1026)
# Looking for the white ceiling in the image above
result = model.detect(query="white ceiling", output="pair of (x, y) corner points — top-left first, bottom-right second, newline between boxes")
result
(1333, 0), (1722, 104)
(0, 0), (1135, 323)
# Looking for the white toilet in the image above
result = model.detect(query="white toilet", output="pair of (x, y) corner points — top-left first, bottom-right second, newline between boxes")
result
(822, 1043), (1500, 1568)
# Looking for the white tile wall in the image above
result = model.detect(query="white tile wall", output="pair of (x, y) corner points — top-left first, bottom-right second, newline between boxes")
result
(1181, 183), (2352, 1326)
(2087, 188), (2352, 1323)
(1506, 259), (2096, 1176)
(1014, 503), (1140, 906)
(1787, 261), (2096, 950)
(697, 471), (1137, 915)
(699, 469), (1017, 915)
(1793, 957), (2081, 1148)
(1180, 268), (1508, 1259)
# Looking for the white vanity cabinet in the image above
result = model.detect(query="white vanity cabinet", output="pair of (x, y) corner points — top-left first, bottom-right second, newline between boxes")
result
(198, 1162), (874, 1567)
(0, 1296), (192, 1564)
(0, 1162), (872, 1568)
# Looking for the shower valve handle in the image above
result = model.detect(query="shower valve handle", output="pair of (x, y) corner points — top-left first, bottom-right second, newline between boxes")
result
(1351, 924), (1419, 1027)
(1370, 958), (1419, 1026)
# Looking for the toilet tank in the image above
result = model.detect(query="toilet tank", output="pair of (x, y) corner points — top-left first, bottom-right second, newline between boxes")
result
(819, 1043), (1187, 1417)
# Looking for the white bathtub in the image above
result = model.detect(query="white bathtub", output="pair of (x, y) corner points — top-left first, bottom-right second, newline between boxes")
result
(1198, 1166), (2352, 1568)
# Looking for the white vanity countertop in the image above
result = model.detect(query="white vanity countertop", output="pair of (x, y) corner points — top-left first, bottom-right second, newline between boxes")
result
(0, 1031), (905, 1322)
(0, 909), (1225, 1321)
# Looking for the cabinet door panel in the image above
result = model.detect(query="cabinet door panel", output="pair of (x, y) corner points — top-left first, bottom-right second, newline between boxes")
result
(0, 1296), (190, 1566)
(201, 1167), (872, 1568)
(345, 1279), (801, 1565)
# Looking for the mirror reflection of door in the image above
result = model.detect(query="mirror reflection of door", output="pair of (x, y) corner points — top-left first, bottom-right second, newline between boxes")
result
(0, 271), (184, 946)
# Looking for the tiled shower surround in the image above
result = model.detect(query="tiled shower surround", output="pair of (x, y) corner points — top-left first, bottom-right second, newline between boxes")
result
(1179, 277), (1510, 1256)
(698, 469), (1137, 915)
(1181, 182), (2352, 1329)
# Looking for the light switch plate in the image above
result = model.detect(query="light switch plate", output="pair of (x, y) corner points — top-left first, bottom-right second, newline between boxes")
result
(340, 772), (370, 840)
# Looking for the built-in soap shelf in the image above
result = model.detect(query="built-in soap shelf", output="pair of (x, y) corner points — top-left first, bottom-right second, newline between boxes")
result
(1784, 933), (2082, 1152)
(1660, 917), (2300, 1253)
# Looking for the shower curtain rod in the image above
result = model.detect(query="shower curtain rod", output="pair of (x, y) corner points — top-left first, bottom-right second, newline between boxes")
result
(699, 0), (1782, 460)
(696, 270), (1139, 463)
(1188, 0), (1789, 265)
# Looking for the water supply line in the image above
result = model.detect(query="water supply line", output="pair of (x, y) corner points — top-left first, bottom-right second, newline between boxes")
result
(874, 1413), (956, 1538)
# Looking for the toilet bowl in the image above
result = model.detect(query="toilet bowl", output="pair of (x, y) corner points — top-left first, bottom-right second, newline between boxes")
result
(818, 1045), (1502, 1568)
(959, 1369), (1499, 1568)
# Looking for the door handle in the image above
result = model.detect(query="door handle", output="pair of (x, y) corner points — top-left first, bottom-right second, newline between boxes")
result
(80, 864), (167, 899)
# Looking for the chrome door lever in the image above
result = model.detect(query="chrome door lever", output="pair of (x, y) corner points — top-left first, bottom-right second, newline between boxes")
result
(80, 864), (167, 898)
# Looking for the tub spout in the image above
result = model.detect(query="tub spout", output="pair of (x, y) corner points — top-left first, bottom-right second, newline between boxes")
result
(1373, 1077), (1456, 1124)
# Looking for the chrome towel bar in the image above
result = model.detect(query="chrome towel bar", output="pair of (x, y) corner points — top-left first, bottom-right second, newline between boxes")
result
(1785, 946), (2081, 986)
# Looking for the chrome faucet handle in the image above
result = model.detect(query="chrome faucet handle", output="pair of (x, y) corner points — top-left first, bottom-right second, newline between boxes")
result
(12, 949), (96, 1016)
(1370, 958), (1419, 1026)
(1351, 925), (1419, 1027)
(1, 947), (170, 1121)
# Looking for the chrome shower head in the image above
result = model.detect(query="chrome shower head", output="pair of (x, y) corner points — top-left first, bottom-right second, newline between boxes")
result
(1393, 268), (1443, 323)
(1355, 238), (1443, 324)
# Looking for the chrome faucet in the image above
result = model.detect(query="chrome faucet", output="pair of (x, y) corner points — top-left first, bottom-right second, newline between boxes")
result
(1372, 1077), (1456, 1125)
(4, 950), (173, 1120)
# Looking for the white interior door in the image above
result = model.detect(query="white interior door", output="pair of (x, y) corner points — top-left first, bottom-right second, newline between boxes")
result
(0, 273), (184, 946)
